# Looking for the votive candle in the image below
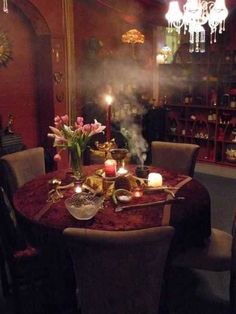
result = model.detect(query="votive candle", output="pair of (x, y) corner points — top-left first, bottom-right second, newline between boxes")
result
(75, 184), (82, 194)
(148, 173), (163, 187)
(104, 159), (117, 177)
(132, 187), (143, 198)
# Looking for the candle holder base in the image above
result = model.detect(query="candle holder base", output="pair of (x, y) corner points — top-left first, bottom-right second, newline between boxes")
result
(135, 166), (149, 179)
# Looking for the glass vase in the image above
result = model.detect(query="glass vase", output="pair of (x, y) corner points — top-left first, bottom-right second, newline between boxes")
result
(69, 146), (84, 181)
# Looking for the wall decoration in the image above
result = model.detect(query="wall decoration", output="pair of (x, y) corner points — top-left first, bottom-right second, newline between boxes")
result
(56, 91), (64, 102)
(53, 71), (63, 84)
(0, 30), (12, 67)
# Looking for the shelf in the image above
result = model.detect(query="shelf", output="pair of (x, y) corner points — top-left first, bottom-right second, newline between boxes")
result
(217, 107), (236, 111)
(223, 140), (236, 144)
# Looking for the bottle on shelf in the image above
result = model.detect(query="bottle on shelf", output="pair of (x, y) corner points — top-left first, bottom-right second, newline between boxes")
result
(208, 111), (213, 121)
(210, 88), (217, 106)
(230, 95), (236, 108)
(184, 94), (190, 105)
(221, 94), (230, 107)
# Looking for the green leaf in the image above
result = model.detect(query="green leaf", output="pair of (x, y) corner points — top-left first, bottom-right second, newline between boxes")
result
(76, 143), (81, 158)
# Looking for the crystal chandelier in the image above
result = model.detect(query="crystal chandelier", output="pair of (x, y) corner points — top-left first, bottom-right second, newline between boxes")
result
(3, 0), (8, 13)
(165, 0), (228, 53)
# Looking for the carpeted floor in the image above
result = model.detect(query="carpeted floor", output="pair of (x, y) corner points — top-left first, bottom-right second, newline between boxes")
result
(0, 170), (235, 314)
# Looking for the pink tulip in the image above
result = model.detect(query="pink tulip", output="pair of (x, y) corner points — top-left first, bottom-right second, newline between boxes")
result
(54, 153), (61, 162)
(89, 120), (106, 136)
(54, 115), (62, 128)
(61, 114), (69, 124)
(76, 117), (84, 126)
(82, 124), (92, 135)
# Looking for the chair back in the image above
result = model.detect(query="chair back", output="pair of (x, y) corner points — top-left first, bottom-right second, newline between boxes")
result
(63, 226), (174, 314)
(151, 141), (200, 176)
(0, 147), (45, 200)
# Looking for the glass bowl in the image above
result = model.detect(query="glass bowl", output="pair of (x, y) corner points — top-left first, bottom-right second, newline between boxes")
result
(65, 192), (104, 220)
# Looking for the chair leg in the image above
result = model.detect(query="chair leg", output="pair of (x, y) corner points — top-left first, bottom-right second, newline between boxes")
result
(0, 245), (10, 297)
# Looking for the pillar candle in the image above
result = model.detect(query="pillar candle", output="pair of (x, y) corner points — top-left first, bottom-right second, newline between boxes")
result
(148, 173), (163, 187)
(104, 159), (117, 177)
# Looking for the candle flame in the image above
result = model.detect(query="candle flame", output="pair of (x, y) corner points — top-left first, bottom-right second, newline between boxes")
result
(105, 95), (113, 106)
(75, 185), (82, 193)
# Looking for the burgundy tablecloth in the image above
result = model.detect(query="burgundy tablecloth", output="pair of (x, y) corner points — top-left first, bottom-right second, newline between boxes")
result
(13, 165), (211, 250)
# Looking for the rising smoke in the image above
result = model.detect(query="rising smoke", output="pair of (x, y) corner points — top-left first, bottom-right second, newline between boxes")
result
(79, 1), (153, 163)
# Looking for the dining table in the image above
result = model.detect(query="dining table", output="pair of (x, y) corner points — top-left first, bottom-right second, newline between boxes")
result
(13, 164), (211, 253)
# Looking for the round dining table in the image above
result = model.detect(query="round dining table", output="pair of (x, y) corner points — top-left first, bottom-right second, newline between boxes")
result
(13, 164), (211, 252)
(12, 164), (212, 313)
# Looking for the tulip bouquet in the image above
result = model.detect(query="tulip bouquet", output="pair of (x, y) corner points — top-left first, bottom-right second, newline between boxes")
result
(48, 114), (106, 179)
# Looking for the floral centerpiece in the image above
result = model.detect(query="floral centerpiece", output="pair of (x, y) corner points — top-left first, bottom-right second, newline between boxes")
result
(48, 114), (106, 179)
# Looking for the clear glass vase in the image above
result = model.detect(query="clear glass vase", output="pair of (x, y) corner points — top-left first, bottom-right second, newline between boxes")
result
(69, 145), (84, 181)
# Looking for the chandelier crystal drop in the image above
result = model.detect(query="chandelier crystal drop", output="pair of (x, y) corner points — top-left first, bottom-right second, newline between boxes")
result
(3, 0), (8, 13)
(165, 0), (228, 53)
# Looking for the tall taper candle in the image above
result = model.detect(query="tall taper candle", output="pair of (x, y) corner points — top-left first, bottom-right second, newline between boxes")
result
(105, 95), (113, 142)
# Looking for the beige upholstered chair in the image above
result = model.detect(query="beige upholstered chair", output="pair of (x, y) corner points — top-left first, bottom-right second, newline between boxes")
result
(63, 226), (174, 314)
(172, 228), (232, 271)
(151, 141), (200, 177)
(0, 147), (45, 200)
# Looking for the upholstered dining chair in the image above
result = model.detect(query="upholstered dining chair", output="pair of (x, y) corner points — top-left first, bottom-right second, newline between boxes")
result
(63, 226), (174, 314)
(0, 147), (45, 201)
(172, 228), (232, 271)
(0, 186), (47, 313)
(151, 141), (200, 177)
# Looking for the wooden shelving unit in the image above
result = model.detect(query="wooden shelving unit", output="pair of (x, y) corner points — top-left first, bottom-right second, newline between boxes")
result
(159, 45), (236, 167)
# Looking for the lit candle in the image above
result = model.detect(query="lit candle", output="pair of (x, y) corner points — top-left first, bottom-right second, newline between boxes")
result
(75, 184), (82, 194)
(105, 94), (113, 142)
(148, 173), (163, 187)
(117, 166), (128, 176)
(132, 187), (143, 198)
(104, 159), (117, 177)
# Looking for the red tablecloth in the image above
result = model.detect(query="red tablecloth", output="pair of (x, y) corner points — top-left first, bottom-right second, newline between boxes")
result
(13, 165), (211, 251)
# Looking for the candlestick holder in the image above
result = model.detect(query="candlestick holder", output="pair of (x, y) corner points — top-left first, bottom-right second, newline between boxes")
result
(110, 148), (129, 168)
(135, 165), (149, 179)
(95, 139), (117, 160)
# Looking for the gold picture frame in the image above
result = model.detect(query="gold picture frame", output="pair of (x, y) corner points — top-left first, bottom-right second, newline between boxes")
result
(0, 30), (12, 67)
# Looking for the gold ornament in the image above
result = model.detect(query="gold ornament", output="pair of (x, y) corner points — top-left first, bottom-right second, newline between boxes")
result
(0, 30), (12, 67)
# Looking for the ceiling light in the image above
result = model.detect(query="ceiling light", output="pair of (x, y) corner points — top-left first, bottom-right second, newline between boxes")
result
(165, 0), (228, 53)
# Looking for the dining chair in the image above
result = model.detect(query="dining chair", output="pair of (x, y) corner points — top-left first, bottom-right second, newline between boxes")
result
(151, 141), (200, 177)
(0, 186), (47, 313)
(63, 226), (174, 314)
(0, 147), (45, 201)
(166, 227), (232, 313)
(172, 228), (232, 271)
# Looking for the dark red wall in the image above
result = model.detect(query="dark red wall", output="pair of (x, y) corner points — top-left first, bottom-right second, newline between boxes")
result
(0, 0), (66, 151)
(0, 7), (38, 147)
(74, 0), (154, 114)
